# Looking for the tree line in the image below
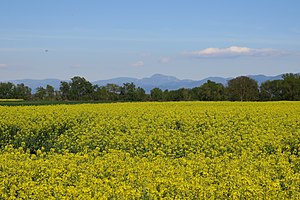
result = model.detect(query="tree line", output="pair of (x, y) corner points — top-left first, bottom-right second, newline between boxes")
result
(0, 73), (300, 101)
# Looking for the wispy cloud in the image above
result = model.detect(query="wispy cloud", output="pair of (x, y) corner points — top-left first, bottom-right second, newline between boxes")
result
(159, 57), (171, 64)
(0, 64), (8, 68)
(183, 46), (288, 58)
(132, 60), (144, 67)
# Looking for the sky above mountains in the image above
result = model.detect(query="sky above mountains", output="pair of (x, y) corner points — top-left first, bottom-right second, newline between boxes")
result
(0, 0), (299, 81)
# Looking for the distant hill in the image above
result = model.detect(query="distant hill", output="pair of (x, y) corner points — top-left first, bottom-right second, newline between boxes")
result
(7, 73), (285, 93)
(93, 73), (284, 92)
(248, 74), (283, 85)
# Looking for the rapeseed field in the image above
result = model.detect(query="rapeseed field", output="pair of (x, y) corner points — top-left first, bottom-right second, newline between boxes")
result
(0, 102), (299, 199)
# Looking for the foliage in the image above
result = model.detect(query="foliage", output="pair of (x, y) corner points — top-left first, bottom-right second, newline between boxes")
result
(150, 87), (163, 101)
(1, 73), (300, 101)
(68, 76), (94, 101)
(1, 102), (300, 198)
(281, 73), (300, 100)
(260, 80), (284, 101)
(227, 76), (259, 101)
(0, 82), (31, 100)
(192, 80), (225, 101)
(34, 85), (56, 100)
(120, 82), (147, 101)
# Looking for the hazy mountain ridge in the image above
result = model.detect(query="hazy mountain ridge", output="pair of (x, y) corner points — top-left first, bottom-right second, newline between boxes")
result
(7, 73), (284, 92)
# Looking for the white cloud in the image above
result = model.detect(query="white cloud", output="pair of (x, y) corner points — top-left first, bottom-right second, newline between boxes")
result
(132, 60), (144, 67)
(159, 57), (171, 64)
(184, 46), (287, 58)
(0, 64), (8, 68)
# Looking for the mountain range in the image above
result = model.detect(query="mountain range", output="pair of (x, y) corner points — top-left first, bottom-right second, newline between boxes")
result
(8, 73), (284, 93)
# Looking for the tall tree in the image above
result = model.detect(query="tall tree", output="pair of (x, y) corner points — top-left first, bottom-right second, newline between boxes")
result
(281, 73), (300, 100)
(260, 80), (284, 101)
(0, 82), (31, 100)
(163, 89), (170, 101)
(136, 87), (147, 101)
(45, 85), (55, 100)
(190, 86), (201, 100)
(164, 88), (191, 101)
(199, 80), (225, 101)
(35, 87), (47, 100)
(93, 85), (108, 101)
(0, 82), (15, 99)
(59, 81), (70, 100)
(227, 76), (259, 101)
(68, 76), (94, 100)
(150, 88), (163, 101)
(120, 82), (137, 101)
(106, 83), (121, 101)
(14, 83), (32, 100)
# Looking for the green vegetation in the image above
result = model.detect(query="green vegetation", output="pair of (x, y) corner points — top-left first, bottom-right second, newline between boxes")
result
(0, 99), (24, 102)
(0, 100), (110, 106)
(1, 73), (300, 102)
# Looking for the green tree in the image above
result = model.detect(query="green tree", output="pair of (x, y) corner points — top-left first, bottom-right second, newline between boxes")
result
(45, 85), (55, 100)
(106, 83), (121, 101)
(120, 82), (137, 101)
(164, 88), (191, 101)
(94, 85), (109, 101)
(227, 76), (259, 101)
(190, 87), (201, 100)
(150, 88), (163, 101)
(35, 86), (47, 100)
(281, 73), (300, 100)
(62, 76), (94, 101)
(136, 87), (147, 101)
(14, 83), (32, 100)
(0, 82), (31, 100)
(260, 80), (284, 101)
(162, 89), (170, 101)
(59, 81), (70, 100)
(199, 80), (225, 101)
(69, 76), (94, 100)
(177, 88), (191, 101)
(0, 82), (15, 99)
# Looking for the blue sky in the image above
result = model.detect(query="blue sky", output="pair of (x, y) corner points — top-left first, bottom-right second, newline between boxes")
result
(0, 0), (299, 81)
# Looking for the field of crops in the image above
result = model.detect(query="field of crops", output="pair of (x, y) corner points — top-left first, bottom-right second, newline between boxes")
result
(0, 102), (300, 199)
(0, 99), (24, 102)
